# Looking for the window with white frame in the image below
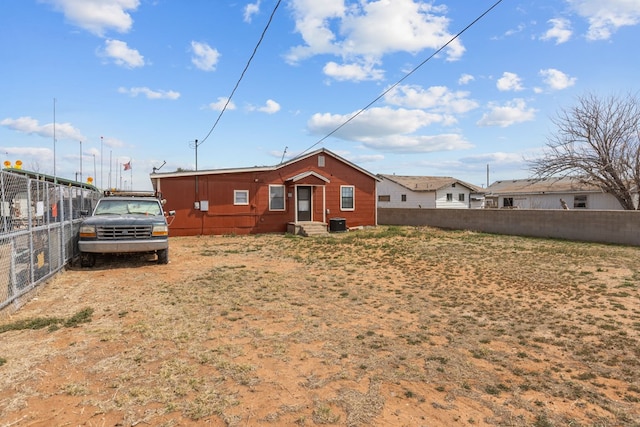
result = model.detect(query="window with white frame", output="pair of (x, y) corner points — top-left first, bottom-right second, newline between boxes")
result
(269, 185), (285, 211)
(341, 185), (355, 210)
(446, 193), (453, 202)
(458, 193), (465, 202)
(234, 190), (249, 205)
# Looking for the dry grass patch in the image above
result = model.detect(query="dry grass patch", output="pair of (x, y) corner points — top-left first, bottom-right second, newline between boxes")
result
(1, 226), (639, 426)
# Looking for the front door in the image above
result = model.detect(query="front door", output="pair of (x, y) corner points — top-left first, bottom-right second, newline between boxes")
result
(297, 186), (311, 222)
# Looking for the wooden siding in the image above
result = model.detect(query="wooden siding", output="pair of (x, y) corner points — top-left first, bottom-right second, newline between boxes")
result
(155, 151), (377, 236)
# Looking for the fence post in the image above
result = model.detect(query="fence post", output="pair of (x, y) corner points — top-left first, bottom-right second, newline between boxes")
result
(27, 178), (35, 286)
(10, 239), (18, 307)
(0, 172), (7, 233)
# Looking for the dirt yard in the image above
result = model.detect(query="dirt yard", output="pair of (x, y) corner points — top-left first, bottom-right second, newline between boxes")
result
(1, 226), (639, 427)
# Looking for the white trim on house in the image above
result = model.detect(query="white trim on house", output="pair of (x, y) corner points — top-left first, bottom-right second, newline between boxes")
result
(233, 189), (249, 205)
(269, 185), (286, 211)
(340, 185), (355, 211)
(286, 170), (331, 183)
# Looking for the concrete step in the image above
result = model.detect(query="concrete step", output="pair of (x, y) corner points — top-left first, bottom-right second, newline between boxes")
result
(300, 222), (328, 236)
(288, 222), (329, 236)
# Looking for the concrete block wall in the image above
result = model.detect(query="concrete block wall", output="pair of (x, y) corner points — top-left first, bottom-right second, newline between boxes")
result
(378, 208), (640, 246)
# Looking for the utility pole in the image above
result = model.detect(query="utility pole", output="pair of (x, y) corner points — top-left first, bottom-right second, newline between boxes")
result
(100, 136), (104, 189)
(53, 98), (57, 183)
(486, 164), (490, 188)
(79, 140), (83, 183)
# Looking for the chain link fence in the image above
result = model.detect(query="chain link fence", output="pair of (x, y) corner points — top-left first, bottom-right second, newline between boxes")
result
(1, 170), (101, 313)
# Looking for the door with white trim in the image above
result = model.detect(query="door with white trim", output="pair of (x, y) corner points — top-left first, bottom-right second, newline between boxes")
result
(297, 186), (311, 221)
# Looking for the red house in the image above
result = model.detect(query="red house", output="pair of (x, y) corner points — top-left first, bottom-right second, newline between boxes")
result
(150, 148), (380, 236)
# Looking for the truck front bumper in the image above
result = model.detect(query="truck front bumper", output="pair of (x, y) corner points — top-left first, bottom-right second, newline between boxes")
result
(79, 239), (168, 254)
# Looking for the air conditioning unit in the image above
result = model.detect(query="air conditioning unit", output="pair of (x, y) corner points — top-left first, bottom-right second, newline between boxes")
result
(329, 217), (347, 232)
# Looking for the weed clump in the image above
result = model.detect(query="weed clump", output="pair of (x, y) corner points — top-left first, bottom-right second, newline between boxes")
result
(0, 307), (94, 334)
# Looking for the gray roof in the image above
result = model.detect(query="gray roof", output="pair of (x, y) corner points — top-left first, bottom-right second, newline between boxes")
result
(486, 177), (604, 195)
(378, 174), (483, 192)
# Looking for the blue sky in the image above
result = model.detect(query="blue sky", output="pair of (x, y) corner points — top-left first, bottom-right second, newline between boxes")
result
(1, 0), (639, 191)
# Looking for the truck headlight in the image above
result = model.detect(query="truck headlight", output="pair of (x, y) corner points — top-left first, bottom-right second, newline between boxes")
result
(152, 224), (168, 236)
(79, 225), (96, 238)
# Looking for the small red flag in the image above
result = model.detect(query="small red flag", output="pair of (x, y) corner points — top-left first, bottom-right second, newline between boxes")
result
(123, 161), (131, 171)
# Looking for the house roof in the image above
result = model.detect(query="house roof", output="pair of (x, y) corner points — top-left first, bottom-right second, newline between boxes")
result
(378, 174), (483, 192)
(150, 148), (380, 181)
(485, 177), (604, 195)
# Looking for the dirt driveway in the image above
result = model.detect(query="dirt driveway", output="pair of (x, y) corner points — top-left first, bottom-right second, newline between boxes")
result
(1, 227), (639, 426)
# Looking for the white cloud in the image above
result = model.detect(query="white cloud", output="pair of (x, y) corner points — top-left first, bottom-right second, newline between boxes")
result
(504, 23), (526, 37)
(323, 60), (384, 81)
(491, 23), (526, 41)
(207, 97), (236, 112)
(102, 136), (125, 149)
(118, 87), (180, 100)
(249, 99), (281, 114)
(310, 107), (444, 138)
(2, 146), (53, 158)
(540, 18), (572, 44)
(567, 0), (640, 40)
(347, 153), (385, 163)
(539, 68), (576, 90)
(357, 133), (472, 153)
(286, 0), (464, 81)
(384, 84), (479, 115)
(43, 0), (139, 36)
(477, 99), (537, 127)
(259, 99), (281, 114)
(459, 152), (525, 165)
(458, 74), (475, 85)
(244, 0), (261, 23)
(286, 0), (344, 63)
(102, 39), (144, 68)
(496, 72), (524, 92)
(341, 1), (464, 59)
(307, 106), (472, 153)
(191, 41), (220, 71)
(0, 116), (85, 141)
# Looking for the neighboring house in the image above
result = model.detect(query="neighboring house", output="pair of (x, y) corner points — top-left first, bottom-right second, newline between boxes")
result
(377, 174), (484, 209)
(150, 148), (380, 236)
(484, 177), (625, 210)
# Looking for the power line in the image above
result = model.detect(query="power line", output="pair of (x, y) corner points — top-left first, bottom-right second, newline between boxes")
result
(298, 0), (505, 157)
(197, 0), (282, 147)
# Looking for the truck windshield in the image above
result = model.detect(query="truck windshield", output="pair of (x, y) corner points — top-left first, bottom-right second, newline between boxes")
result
(94, 200), (162, 216)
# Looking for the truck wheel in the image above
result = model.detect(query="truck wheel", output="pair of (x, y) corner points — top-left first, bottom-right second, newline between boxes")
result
(157, 248), (169, 264)
(80, 252), (96, 268)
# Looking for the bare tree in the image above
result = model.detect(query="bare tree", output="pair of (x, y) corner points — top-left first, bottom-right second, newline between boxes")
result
(529, 92), (640, 210)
